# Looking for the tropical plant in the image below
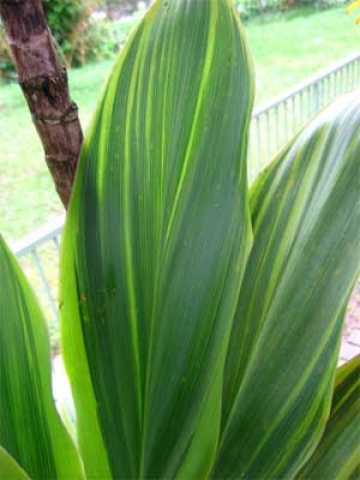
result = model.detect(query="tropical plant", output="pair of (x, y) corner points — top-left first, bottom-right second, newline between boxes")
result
(0, 0), (359, 479)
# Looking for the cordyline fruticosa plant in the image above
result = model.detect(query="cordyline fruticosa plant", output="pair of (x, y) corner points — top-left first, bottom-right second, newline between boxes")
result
(0, 1), (359, 479)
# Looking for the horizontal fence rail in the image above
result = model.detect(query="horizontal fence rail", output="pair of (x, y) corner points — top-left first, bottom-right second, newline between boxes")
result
(13, 216), (65, 347)
(248, 52), (360, 181)
(12, 53), (360, 341)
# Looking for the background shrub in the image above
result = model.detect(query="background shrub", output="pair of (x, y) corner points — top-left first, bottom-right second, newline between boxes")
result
(0, 23), (14, 78)
(0, 0), (348, 77)
(42, 0), (103, 66)
(233, 0), (346, 18)
(0, 0), (115, 76)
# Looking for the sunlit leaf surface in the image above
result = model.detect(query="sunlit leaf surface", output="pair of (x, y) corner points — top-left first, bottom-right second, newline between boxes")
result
(60, 0), (254, 478)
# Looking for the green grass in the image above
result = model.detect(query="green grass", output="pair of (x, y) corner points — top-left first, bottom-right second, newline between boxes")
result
(0, 4), (359, 244)
(248, 5), (360, 102)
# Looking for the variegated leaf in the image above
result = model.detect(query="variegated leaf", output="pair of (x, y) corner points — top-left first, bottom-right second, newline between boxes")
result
(0, 235), (84, 479)
(297, 355), (360, 479)
(60, 0), (254, 478)
(214, 91), (360, 478)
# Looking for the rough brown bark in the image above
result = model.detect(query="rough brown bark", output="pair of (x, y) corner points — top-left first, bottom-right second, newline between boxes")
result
(0, 0), (83, 208)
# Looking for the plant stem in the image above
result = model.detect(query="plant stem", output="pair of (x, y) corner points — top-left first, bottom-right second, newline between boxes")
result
(0, 0), (83, 208)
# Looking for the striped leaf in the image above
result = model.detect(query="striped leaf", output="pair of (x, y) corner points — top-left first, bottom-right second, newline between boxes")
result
(60, 0), (254, 478)
(297, 355), (360, 479)
(0, 235), (84, 479)
(213, 91), (360, 477)
(0, 446), (29, 480)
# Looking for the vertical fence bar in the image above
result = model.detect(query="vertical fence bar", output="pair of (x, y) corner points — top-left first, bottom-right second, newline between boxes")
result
(299, 90), (304, 126)
(256, 115), (262, 171)
(283, 100), (288, 143)
(323, 76), (327, 105)
(328, 72), (332, 100)
(265, 111), (271, 161)
(320, 78), (325, 108)
(313, 82), (319, 114)
(275, 104), (280, 151)
(31, 249), (58, 322)
(325, 75), (330, 104)
(291, 95), (296, 134)
(340, 67), (344, 92)
(336, 70), (340, 95)
(307, 86), (312, 122)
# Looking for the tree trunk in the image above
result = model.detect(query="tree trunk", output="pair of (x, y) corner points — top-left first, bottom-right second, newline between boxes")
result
(0, 0), (83, 208)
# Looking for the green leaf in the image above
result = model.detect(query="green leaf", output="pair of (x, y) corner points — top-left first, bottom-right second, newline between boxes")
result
(0, 446), (30, 480)
(0, 235), (84, 480)
(213, 91), (360, 478)
(297, 355), (360, 480)
(176, 363), (223, 480)
(60, 0), (254, 478)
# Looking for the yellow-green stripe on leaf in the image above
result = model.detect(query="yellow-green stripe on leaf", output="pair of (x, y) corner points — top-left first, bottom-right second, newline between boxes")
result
(297, 355), (360, 479)
(0, 236), (84, 480)
(60, 0), (254, 478)
(0, 446), (30, 480)
(214, 91), (360, 478)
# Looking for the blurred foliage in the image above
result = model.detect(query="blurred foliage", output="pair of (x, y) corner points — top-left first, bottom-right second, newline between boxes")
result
(99, 0), (151, 19)
(0, 0), (117, 76)
(233, 0), (347, 18)
(0, 23), (13, 77)
(42, 0), (89, 65)
(42, 0), (114, 66)
(0, 0), (349, 76)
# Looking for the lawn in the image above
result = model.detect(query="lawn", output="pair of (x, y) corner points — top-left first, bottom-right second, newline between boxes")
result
(0, 4), (359, 244)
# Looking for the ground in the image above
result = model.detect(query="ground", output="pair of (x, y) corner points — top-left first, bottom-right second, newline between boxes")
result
(341, 282), (360, 364)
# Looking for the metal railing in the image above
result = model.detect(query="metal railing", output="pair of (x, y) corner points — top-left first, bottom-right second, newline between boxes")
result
(248, 52), (360, 181)
(13, 53), (360, 329)
(13, 215), (64, 332)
